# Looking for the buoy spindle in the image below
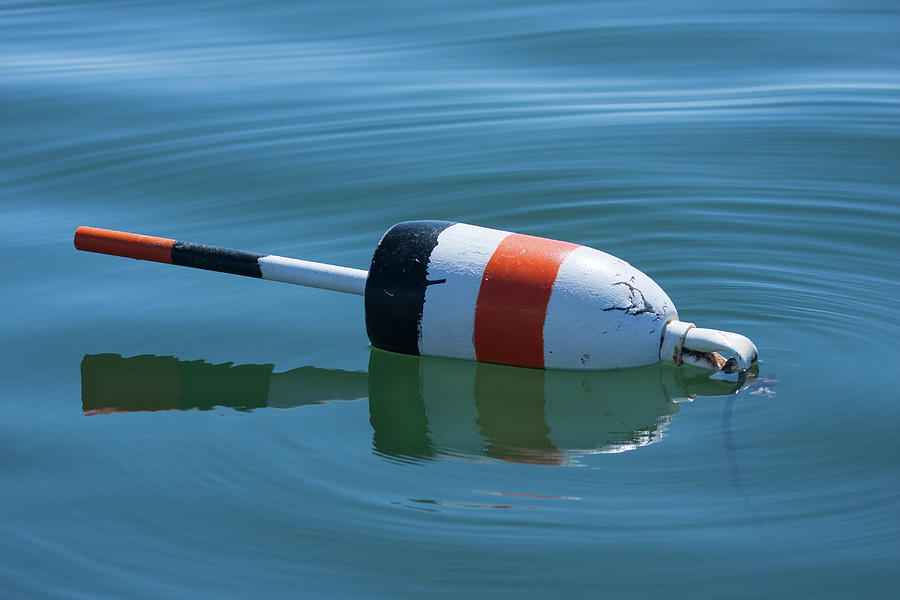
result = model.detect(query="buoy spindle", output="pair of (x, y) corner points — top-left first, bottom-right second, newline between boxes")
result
(73, 226), (368, 295)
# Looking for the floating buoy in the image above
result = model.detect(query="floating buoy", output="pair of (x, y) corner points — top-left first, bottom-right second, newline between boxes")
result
(74, 221), (758, 379)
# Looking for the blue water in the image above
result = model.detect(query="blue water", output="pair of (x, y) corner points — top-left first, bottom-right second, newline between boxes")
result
(2, 1), (899, 598)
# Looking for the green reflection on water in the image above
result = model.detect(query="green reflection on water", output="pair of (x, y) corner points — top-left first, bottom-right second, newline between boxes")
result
(82, 349), (750, 465)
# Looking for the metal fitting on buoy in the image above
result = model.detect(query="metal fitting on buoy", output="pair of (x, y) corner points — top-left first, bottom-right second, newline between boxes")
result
(660, 320), (758, 380)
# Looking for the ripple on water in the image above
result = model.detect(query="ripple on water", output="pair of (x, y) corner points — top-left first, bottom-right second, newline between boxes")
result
(2, 1), (899, 598)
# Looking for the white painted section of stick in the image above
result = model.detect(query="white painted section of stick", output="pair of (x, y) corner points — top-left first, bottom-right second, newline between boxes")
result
(419, 223), (509, 359)
(258, 255), (368, 296)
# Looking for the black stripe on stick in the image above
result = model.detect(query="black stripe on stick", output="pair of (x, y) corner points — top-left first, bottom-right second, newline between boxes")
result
(365, 221), (454, 356)
(171, 241), (263, 278)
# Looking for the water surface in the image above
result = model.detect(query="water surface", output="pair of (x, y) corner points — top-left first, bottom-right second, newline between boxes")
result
(1, 1), (898, 598)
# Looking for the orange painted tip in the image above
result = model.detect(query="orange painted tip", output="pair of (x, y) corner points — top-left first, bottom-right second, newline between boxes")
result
(74, 226), (175, 264)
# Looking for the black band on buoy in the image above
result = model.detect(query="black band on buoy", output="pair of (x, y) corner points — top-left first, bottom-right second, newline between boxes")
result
(364, 221), (455, 356)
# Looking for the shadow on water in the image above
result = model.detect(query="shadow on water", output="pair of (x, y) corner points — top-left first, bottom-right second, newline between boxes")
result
(82, 348), (756, 466)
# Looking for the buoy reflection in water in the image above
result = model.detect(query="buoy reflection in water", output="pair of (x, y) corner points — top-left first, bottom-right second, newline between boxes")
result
(368, 349), (750, 465)
(81, 349), (752, 466)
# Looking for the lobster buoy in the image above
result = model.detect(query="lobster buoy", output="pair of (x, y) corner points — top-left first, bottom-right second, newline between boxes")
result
(74, 220), (758, 379)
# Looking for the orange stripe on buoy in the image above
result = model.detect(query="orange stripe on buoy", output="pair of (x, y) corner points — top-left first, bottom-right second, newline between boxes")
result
(473, 233), (579, 368)
(74, 226), (175, 264)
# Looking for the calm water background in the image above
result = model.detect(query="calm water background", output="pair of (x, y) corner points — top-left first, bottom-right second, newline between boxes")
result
(2, 1), (898, 597)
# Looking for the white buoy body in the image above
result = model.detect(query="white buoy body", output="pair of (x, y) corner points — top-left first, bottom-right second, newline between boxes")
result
(364, 221), (679, 370)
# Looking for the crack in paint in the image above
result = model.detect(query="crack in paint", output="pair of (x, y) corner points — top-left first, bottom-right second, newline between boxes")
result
(602, 281), (663, 320)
